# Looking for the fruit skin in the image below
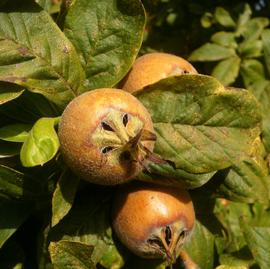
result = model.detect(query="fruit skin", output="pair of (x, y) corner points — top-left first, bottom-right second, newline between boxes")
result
(112, 182), (195, 262)
(122, 52), (198, 93)
(58, 88), (155, 185)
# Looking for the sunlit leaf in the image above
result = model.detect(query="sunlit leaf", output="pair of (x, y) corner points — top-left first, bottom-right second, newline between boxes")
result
(20, 117), (60, 167)
(63, 0), (145, 89)
(0, 0), (86, 109)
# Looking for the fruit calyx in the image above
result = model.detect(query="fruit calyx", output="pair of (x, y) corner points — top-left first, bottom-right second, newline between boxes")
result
(146, 220), (189, 265)
(90, 109), (158, 169)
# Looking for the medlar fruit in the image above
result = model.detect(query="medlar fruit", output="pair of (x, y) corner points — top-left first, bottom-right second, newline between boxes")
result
(122, 52), (197, 93)
(112, 182), (195, 264)
(58, 88), (156, 185)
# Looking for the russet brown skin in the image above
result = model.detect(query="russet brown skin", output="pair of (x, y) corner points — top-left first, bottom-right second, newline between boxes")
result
(122, 52), (198, 93)
(58, 88), (155, 185)
(112, 182), (195, 263)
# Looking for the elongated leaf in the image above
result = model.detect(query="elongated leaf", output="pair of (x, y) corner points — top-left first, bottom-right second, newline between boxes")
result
(211, 32), (237, 48)
(246, 80), (270, 152)
(236, 4), (252, 36)
(52, 170), (80, 227)
(136, 75), (261, 174)
(0, 0), (86, 108)
(240, 59), (265, 87)
(183, 221), (215, 269)
(137, 163), (216, 189)
(189, 43), (236, 62)
(242, 221), (270, 269)
(0, 165), (44, 201)
(49, 241), (95, 269)
(242, 18), (269, 43)
(248, 80), (270, 112)
(238, 40), (262, 58)
(0, 82), (24, 105)
(215, 158), (269, 204)
(212, 57), (240, 86)
(20, 117), (60, 167)
(214, 7), (235, 28)
(262, 29), (270, 76)
(63, 0), (145, 89)
(0, 200), (32, 248)
(0, 123), (31, 142)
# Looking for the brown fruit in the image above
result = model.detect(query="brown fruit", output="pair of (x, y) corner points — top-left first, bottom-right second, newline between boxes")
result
(58, 88), (156, 185)
(112, 182), (195, 264)
(122, 52), (197, 93)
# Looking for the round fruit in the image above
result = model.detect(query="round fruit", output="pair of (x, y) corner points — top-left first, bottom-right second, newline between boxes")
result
(112, 182), (195, 264)
(58, 88), (156, 185)
(122, 52), (197, 93)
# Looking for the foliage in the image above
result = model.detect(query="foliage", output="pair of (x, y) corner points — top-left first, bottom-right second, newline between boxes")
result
(0, 0), (269, 269)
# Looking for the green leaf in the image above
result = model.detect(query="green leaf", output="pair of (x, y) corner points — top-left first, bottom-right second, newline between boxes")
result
(36, 0), (61, 14)
(236, 4), (252, 36)
(189, 43), (236, 62)
(0, 200), (32, 248)
(52, 170), (80, 227)
(242, 18), (269, 43)
(248, 80), (270, 112)
(246, 80), (270, 152)
(49, 240), (95, 269)
(211, 56), (241, 86)
(183, 221), (215, 269)
(240, 59), (266, 87)
(214, 7), (236, 28)
(0, 123), (31, 142)
(215, 159), (269, 204)
(0, 82), (24, 105)
(0, 0), (86, 109)
(214, 200), (252, 252)
(50, 187), (123, 267)
(99, 245), (125, 269)
(0, 165), (45, 201)
(262, 29), (270, 76)
(137, 163), (216, 189)
(63, 0), (145, 89)
(20, 117), (60, 167)
(201, 12), (213, 28)
(242, 221), (270, 269)
(238, 40), (262, 58)
(136, 75), (261, 174)
(211, 32), (237, 48)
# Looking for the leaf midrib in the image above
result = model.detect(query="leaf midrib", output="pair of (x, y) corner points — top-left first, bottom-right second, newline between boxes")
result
(0, 35), (77, 97)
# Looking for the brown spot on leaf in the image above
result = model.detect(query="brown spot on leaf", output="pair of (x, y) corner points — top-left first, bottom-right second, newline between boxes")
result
(63, 46), (69, 54)
(18, 47), (29, 56)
